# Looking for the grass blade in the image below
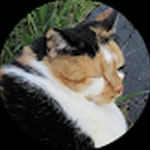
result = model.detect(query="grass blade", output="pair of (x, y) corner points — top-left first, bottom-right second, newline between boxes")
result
(13, 43), (24, 53)
(93, 1), (101, 5)
(4, 45), (14, 58)
(39, 5), (47, 26)
(21, 31), (33, 44)
(59, 0), (70, 20)
(77, 1), (93, 21)
(115, 90), (149, 104)
(28, 13), (40, 37)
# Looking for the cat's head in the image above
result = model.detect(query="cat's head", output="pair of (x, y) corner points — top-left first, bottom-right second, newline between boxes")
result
(44, 8), (125, 105)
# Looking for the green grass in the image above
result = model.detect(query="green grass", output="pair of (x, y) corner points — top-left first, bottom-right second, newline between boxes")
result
(115, 90), (149, 104)
(0, 0), (100, 66)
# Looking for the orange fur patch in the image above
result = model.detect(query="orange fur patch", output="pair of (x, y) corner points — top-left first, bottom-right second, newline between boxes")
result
(90, 27), (111, 41)
(46, 29), (55, 39)
(0, 68), (4, 79)
(16, 46), (36, 65)
(95, 80), (123, 105)
(42, 55), (101, 92)
(22, 46), (36, 58)
(96, 8), (113, 22)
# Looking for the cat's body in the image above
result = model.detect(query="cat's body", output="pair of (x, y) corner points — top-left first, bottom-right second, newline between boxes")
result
(0, 8), (127, 149)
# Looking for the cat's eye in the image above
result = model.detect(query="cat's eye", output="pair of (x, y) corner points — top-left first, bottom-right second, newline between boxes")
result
(117, 65), (125, 72)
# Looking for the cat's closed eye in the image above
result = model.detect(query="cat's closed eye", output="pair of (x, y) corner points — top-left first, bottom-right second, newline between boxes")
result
(117, 65), (128, 76)
(117, 65), (125, 72)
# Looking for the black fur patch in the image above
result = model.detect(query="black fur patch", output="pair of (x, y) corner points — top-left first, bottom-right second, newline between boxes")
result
(54, 25), (99, 58)
(1, 74), (95, 150)
(11, 60), (44, 77)
(29, 36), (47, 60)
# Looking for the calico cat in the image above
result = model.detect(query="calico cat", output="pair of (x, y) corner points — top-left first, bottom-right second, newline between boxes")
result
(0, 8), (127, 149)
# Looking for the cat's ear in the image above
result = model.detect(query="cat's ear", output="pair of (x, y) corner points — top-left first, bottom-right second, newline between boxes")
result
(45, 29), (68, 58)
(96, 8), (117, 31)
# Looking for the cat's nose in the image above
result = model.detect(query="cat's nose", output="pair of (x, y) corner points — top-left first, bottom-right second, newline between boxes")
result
(114, 85), (123, 93)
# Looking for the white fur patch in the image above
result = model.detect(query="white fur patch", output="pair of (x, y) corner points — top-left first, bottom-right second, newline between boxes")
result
(101, 45), (113, 63)
(57, 38), (67, 50)
(81, 77), (105, 98)
(4, 60), (127, 148)
(117, 71), (125, 79)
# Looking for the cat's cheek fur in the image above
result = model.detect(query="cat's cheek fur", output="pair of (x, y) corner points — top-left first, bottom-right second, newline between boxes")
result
(81, 77), (105, 100)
